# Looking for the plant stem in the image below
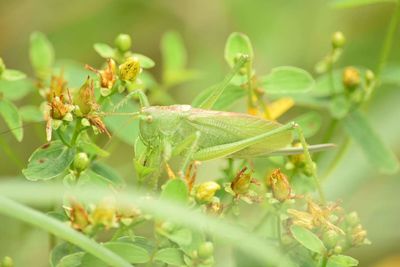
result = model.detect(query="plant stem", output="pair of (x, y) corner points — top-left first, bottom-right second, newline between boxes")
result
(296, 126), (326, 204)
(376, 2), (400, 80)
(70, 118), (82, 146)
(320, 254), (328, 267)
(246, 61), (257, 113)
(55, 129), (71, 147)
(0, 196), (131, 267)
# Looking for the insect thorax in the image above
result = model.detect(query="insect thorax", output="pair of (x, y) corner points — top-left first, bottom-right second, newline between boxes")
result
(139, 105), (192, 145)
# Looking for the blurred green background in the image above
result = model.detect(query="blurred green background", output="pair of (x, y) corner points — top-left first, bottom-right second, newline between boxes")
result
(0, 0), (399, 266)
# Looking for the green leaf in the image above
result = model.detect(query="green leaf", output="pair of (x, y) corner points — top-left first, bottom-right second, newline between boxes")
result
(329, 95), (351, 119)
(290, 225), (326, 254)
(81, 242), (150, 266)
(132, 53), (155, 69)
(331, 0), (396, 8)
(381, 64), (400, 86)
(1, 69), (26, 81)
(93, 43), (116, 59)
(154, 248), (185, 266)
(343, 110), (399, 174)
(161, 31), (187, 72)
(0, 99), (23, 141)
(56, 252), (84, 267)
(105, 242), (150, 263)
(91, 162), (125, 188)
(160, 179), (189, 203)
(0, 78), (35, 101)
(224, 32), (254, 68)
(19, 105), (44, 122)
(327, 255), (358, 267)
(22, 141), (76, 181)
(29, 31), (55, 78)
(50, 242), (81, 267)
(162, 228), (192, 247)
(192, 84), (246, 110)
(294, 112), (322, 138)
(261, 67), (314, 94)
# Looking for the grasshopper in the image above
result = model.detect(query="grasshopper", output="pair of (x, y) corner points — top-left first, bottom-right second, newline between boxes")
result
(111, 55), (333, 184)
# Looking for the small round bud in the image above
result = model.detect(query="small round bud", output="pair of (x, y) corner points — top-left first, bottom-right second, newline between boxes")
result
(115, 34), (132, 52)
(52, 119), (63, 130)
(81, 118), (91, 127)
(342, 67), (360, 89)
(160, 221), (175, 233)
(333, 245), (343, 254)
(196, 181), (221, 203)
(345, 211), (359, 227)
(63, 112), (73, 122)
(332, 31), (346, 49)
(365, 69), (375, 85)
(0, 58), (5, 76)
(323, 230), (339, 248)
(73, 152), (90, 172)
(198, 242), (214, 259)
(2, 256), (13, 267)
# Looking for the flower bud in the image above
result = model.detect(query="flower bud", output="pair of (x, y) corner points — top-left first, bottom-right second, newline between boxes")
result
(115, 34), (132, 52)
(50, 97), (69, 120)
(198, 242), (214, 259)
(342, 67), (360, 89)
(267, 169), (291, 202)
(0, 58), (5, 76)
(332, 31), (346, 49)
(333, 245), (343, 254)
(350, 224), (368, 246)
(1, 256), (13, 267)
(74, 78), (97, 115)
(63, 112), (73, 122)
(365, 69), (375, 85)
(345, 211), (359, 227)
(196, 181), (221, 203)
(81, 118), (91, 127)
(73, 152), (90, 172)
(323, 230), (339, 248)
(119, 57), (141, 82)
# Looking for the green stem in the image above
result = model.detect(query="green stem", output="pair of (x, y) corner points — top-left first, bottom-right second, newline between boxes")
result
(246, 61), (257, 112)
(70, 118), (82, 146)
(0, 196), (131, 267)
(376, 2), (400, 80)
(320, 254), (328, 267)
(296, 126), (326, 204)
(276, 213), (282, 244)
(55, 129), (71, 147)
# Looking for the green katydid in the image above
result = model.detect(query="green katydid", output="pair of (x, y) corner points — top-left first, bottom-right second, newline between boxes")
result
(109, 55), (334, 183)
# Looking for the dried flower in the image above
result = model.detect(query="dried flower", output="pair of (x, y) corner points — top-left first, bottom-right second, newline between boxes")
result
(267, 169), (292, 202)
(74, 77), (98, 115)
(86, 59), (117, 89)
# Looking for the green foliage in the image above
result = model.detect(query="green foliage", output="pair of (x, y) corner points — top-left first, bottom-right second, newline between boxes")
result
(343, 110), (399, 174)
(290, 225), (326, 254)
(1, 17), (398, 266)
(0, 99), (23, 141)
(331, 0), (397, 8)
(261, 66), (314, 94)
(22, 141), (76, 181)
(29, 31), (55, 79)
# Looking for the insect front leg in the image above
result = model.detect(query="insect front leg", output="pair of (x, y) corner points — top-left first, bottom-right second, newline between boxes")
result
(170, 131), (201, 178)
(113, 89), (150, 112)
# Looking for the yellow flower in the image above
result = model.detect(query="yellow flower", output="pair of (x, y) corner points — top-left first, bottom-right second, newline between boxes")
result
(196, 181), (221, 203)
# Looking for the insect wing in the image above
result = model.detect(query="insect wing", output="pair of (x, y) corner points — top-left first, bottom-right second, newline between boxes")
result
(185, 109), (293, 157)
